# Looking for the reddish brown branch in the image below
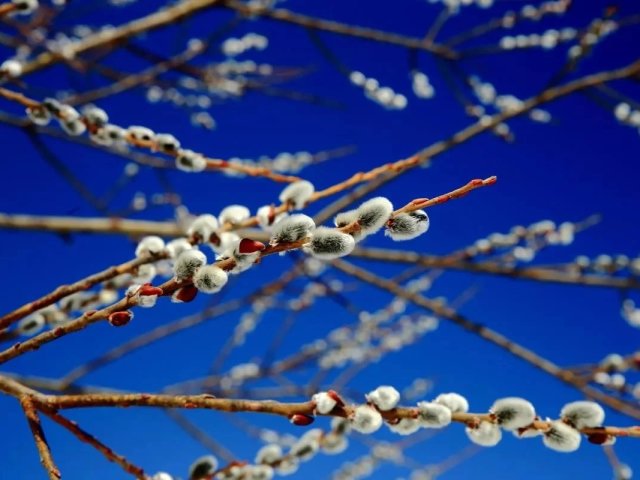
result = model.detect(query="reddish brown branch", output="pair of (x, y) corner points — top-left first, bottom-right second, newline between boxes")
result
(20, 397), (61, 480)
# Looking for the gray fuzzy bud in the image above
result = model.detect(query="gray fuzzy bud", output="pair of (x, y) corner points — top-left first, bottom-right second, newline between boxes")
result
(174, 250), (207, 280)
(193, 265), (228, 293)
(356, 197), (393, 234)
(307, 227), (355, 259)
(270, 214), (315, 244)
(385, 210), (430, 241)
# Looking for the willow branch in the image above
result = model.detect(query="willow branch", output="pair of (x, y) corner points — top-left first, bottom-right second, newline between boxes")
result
(349, 247), (640, 290)
(20, 397), (61, 480)
(39, 407), (147, 479)
(329, 259), (640, 420)
(311, 59), (640, 227)
(0, 253), (165, 331)
(18, 0), (222, 77)
(220, 0), (457, 59)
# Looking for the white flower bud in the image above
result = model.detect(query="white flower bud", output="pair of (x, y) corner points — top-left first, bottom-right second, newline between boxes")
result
(17, 313), (46, 337)
(152, 473), (173, 480)
(135, 236), (165, 257)
(434, 393), (469, 413)
(560, 401), (605, 429)
(279, 180), (315, 210)
(490, 397), (536, 430)
(312, 391), (338, 414)
(416, 401), (452, 428)
(466, 421), (502, 447)
(256, 205), (287, 228)
(244, 465), (274, 480)
(193, 265), (228, 293)
(307, 227), (355, 259)
(351, 405), (383, 433)
(60, 118), (87, 136)
(255, 444), (283, 465)
(81, 105), (108, 126)
(101, 124), (126, 143)
(12, 0), (38, 15)
(334, 209), (358, 228)
(154, 133), (181, 153)
(176, 149), (207, 172)
(385, 210), (430, 241)
(127, 125), (155, 142)
(132, 264), (156, 283)
(165, 238), (193, 259)
(211, 231), (241, 255)
(291, 429), (322, 461)
(320, 432), (348, 454)
(275, 457), (299, 476)
(355, 197), (393, 234)
(366, 386), (400, 411)
(174, 249), (207, 280)
(189, 455), (218, 480)
(1, 59), (22, 77)
(219, 205), (250, 226)
(270, 214), (315, 244)
(543, 421), (581, 452)
(187, 214), (219, 242)
(26, 105), (51, 126)
(387, 418), (421, 435)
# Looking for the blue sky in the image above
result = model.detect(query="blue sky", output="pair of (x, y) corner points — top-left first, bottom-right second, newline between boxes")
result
(0, 1), (639, 479)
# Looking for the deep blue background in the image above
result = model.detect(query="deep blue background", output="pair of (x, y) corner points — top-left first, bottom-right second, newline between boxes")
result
(1, 1), (639, 479)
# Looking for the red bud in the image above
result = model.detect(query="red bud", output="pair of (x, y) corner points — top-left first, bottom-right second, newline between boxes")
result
(289, 414), (315, 426)
(139, 284), (164, 296)
(108, 311), (133, 327)
(238, 238), (266, 254)
(327, 389), (345, 407)
(587, 432), (610, 445)
(172, 285), (198, 303)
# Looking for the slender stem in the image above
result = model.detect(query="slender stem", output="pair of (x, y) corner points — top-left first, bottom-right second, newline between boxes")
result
(20, 397), (62, 480)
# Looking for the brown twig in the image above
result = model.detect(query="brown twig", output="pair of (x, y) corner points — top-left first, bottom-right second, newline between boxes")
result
(20, 396), (61, 480)
(39, 407), (147, 479)
(329, 258), (640, 420)
(350, 247), (640, 290)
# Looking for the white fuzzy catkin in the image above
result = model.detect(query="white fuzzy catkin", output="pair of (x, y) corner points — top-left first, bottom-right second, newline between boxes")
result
(543, 421), (582, 452)
(176, 149), (207, 173)
(193, 265), (228, 293)
(211, 232), (241, 255)
(320, 433), (348, 454)
(188, 455), (218, 479)
(219, 205), (251, 225)
(416, 401), (452, 428)
(307, 227), (355, 259)
(366, 386), (400, 411)
(165, 238), (193, 259)
(154, 133), (180, 152)
(385, 210), (430, 241)
(334, 209), (359, 228)
(560, 401), (605, 429)
(387, 418), (421, 435)
(490, 397), (536, 430)
(279, 180), (315, 210)
(174, 249), (207, 280)
(17, 314), (46, 337)
(127, 125), (155, 142)
(81, 105), (108, 126)
(255, 444), (283, 465)
(355, 197), (394, 234)
(434, 393), (469, 413)
(187, 214), (219, 241)
(312, 392), (337, 414)
(291, 429), (322, 461)
(466, 421), (502, 447)
(244, 465), (274, 480)
(270, 214), (315, 244)
(256, 205), (286, 228)
(350, 405), (383, 434)
(135, 236), (165, 257)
